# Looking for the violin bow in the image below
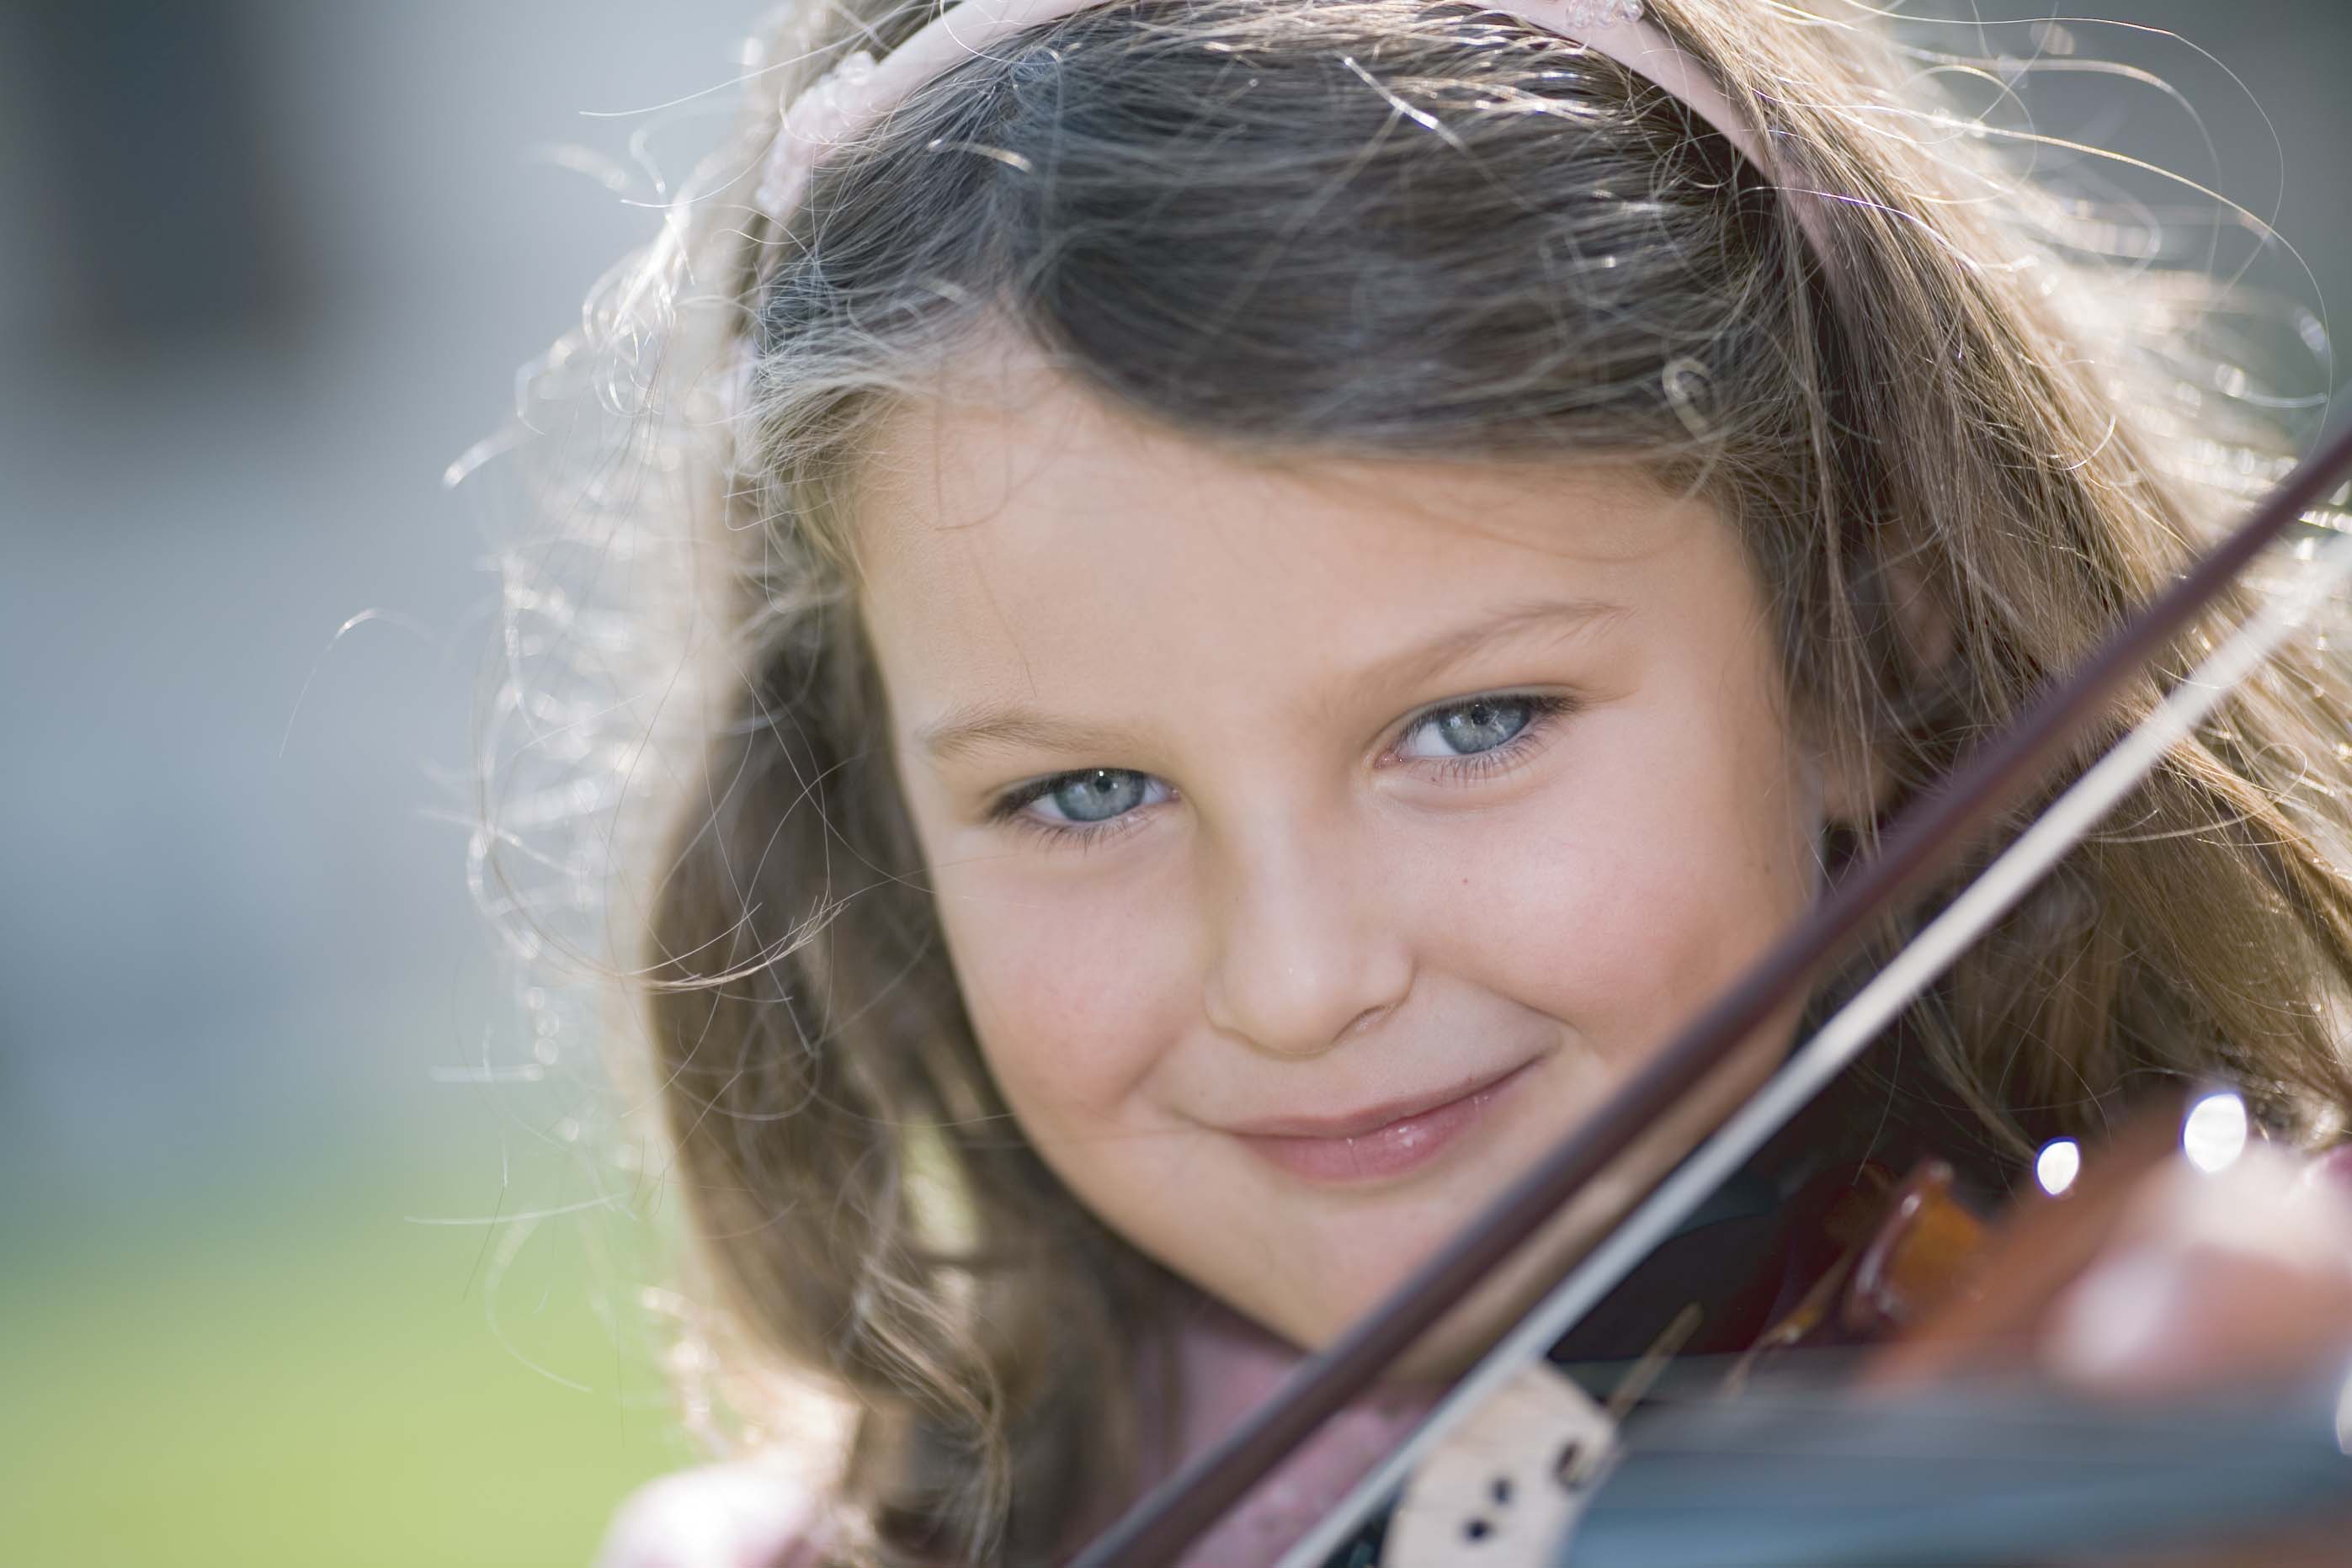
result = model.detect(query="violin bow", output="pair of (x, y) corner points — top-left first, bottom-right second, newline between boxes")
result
(1069, 413), (2352, 1568)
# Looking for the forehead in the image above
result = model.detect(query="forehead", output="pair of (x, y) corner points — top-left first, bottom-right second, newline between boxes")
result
(849, 345), (1732, 721)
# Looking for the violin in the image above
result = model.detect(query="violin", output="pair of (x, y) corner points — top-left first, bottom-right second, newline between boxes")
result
(1367, 1091), (2352, 1568)
(1067, 420), (2352, 1566)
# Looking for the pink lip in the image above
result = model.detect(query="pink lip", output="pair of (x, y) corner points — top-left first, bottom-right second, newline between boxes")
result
(1227, 1061), (1535, 1184)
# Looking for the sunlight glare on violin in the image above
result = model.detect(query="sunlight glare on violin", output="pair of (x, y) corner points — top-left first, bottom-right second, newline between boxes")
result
(2182, 1091), (2249, 1174)
(2034, 1137), (2082, 1197)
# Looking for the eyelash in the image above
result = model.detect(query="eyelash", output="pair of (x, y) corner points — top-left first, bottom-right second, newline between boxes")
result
(1402, 692), (1579, 786)
(984, 692), (1580, 849)
(986, 772), (1163, 853)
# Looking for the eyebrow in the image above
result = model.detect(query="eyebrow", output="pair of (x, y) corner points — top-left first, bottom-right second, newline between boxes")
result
(913, 596), (1627, 766)
(1346, 595), (1628, 705)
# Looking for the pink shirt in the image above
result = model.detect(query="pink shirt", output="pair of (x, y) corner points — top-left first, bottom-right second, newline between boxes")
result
(1129, 1297), (1439, 1568)
(596, 1143), (2352, 1567)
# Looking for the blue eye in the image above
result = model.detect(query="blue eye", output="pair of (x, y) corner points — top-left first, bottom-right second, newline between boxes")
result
(1396, 694), (1555, 760)
(992, 767), (1169, 842)
(1044, 768), (1151, 823)
(987, 691), (1574, 848)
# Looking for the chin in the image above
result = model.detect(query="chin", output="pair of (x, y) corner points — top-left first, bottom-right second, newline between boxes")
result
(1198, 1220), (1496, 1379)
(1231, 1273), (1519, 1385)
(1229, 1222), (1603, 1385)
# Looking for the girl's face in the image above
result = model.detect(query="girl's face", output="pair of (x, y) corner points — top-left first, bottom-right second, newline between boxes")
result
(858, 347), (1831, 1369)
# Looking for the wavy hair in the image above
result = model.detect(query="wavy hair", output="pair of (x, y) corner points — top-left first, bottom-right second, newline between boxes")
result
(476, 2), (2352, 1560)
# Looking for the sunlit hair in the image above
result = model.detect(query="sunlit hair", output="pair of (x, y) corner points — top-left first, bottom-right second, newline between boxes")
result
(474, 1), (2352, 1560)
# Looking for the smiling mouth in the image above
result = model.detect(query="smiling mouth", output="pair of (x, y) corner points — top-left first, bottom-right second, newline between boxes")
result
(1226, 1060), (1537, 1184)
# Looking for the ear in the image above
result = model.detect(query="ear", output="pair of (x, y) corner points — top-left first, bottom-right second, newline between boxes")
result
(1810, 738), (1880, 832)
(1810, 552), (1956, 830)
(1885, 553), (1957, 687)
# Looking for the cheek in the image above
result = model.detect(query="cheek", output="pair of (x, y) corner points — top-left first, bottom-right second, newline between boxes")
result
(1411, 694), (1814, 1055)
(927, 853), (1195, 1131)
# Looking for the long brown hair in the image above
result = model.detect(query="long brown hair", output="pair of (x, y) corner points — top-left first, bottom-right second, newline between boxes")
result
(486, 2), (2352, 1560)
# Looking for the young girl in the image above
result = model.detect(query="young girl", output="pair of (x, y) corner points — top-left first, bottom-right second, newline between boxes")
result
(475, 1), (2352, 1562)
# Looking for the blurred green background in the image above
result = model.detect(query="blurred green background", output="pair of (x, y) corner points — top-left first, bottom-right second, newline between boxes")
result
(1, 2), (2346, 1564)
(0, 3), (753, 1561)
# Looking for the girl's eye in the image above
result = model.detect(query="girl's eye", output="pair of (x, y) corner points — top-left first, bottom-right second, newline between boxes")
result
(991, 768), (1170, 842)
(987, 692), (1572, 847)
(1042, 768), (1154, 822)
(1392, 693), (1572, 766)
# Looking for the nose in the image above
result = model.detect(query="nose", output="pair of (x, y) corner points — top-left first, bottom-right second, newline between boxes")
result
(1200, 821), (1417, 1060)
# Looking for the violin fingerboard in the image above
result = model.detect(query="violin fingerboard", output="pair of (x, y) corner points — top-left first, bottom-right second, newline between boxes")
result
(1381, 1363), (1617, 1566)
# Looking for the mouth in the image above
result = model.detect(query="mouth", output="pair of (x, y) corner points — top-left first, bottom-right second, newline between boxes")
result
(1226, 1060), (1538, 1185)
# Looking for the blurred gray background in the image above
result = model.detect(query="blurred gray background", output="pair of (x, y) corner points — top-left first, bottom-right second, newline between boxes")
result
(1, 3), (2344, 1563)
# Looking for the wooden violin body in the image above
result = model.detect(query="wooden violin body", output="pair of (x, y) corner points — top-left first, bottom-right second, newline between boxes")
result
(1370, 1093), (2352, 1567)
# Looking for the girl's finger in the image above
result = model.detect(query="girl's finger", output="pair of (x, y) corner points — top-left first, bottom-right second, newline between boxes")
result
(2041, 1144), (2352, 1394)
(593, 1463), (822, 1568)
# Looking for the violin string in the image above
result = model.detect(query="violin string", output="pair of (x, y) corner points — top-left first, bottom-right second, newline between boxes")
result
(1599, 1302), (1705, 1429)
(1581, 1347), (2345, 1444)
(1275, 523), (2352, 1566)
(1564, 1359), (2352, 1568)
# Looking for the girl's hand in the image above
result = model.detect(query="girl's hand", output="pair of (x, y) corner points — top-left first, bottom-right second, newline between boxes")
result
(593, 1460), (831, 1568)
(2028, 1143), (2352, 1567)
(2041, 1140), (2352, 1395)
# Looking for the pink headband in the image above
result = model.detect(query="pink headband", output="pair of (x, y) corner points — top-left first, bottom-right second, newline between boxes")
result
(752, 0), (1825, 258)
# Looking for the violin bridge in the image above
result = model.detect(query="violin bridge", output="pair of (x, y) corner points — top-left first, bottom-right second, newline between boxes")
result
(1381, 1363), (1620, 1566)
